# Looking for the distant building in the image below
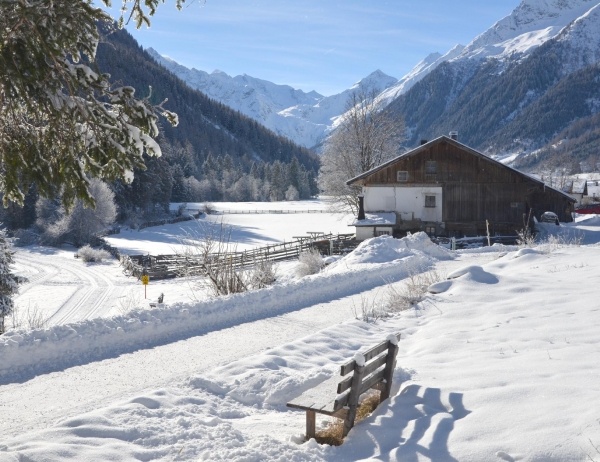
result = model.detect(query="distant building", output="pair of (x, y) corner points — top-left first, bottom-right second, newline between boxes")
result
(562, 179), (587, 205)
(347, 135), (575, 240)
(584, 181), (600, 204)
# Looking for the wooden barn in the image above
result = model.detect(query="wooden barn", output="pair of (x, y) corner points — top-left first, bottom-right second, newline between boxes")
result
(346, 135), (575, 240)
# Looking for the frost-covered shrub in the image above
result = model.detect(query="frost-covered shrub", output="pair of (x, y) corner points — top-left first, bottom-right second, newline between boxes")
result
(77, 245), (111, 263)
(35, 179), (117, 246)
(246, 259), (277, 289)
(351, 294), (387, 322)
(385, 266), (446, 312)
(203, 202), (216, 215)
(176, 203), (187, 217)
(296, 248), (325, 277)
(8, 303), (48, 331)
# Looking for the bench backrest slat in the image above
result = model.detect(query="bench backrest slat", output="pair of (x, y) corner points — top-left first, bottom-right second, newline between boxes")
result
(339, 332), (401, 376)
(333, 391), (350, 412)
(360, 368), (387, 395)
(337, 352), (389, 394)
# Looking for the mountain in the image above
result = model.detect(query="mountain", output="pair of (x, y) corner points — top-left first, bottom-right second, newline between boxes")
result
(92, 26), (321, 211)
(386, 0), (600, 174)
(147, 48), (397, 149)
(375, 45), (465, 107)
(144, 0), (600, 175)
(96, 32), (318, 171)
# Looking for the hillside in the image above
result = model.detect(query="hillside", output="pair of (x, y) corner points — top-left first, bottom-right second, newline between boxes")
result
(98, 27), (319, 170)
(386, 0), (600, 173)
(94, 25), (320, 207)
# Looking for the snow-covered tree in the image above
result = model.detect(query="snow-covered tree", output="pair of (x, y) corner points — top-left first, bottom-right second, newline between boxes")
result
(285, 185), (299, 201)
(0, 227), (19, 333)
(65, 179), (117, 246)
(0, 0), (183, 210)
(318, 86), (405, 213)
(36, 179), (117, 246)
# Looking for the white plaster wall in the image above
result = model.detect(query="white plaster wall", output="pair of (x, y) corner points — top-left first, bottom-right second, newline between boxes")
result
(356, 227), (373, 241)
(356, 226), (393, 240)
(363, 186), (443, 222)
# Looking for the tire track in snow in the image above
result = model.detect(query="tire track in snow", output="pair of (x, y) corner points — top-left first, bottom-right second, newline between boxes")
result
(14, 250), (123, 326)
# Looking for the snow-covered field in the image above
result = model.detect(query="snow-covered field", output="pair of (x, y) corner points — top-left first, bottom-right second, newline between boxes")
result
(2, 204), (600, 461)
(11, 201), (354, 325)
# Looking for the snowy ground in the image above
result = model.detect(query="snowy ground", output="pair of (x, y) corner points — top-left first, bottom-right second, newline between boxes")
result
(2, 205), (600, 461)
(10, 201), (354, 326)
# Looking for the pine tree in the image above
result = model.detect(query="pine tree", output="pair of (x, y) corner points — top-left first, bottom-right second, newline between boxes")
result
(0, 1), (183, 209)
(0, 227), (19, 334)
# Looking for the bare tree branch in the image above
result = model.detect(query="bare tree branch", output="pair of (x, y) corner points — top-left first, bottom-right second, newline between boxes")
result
(318, 85), (405, 213)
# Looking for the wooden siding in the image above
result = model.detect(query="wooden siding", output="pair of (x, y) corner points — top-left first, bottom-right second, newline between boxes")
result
(356, 138), (574, 235)
(363, 142), (531, 185)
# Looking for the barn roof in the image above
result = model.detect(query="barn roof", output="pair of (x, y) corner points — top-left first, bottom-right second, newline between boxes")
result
(346, 135), (575, 203)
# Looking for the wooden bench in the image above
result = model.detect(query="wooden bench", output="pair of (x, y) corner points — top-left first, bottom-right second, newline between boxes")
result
(287, 333), (401, 440)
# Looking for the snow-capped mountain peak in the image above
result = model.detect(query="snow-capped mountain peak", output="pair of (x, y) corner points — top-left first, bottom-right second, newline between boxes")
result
(457, 0), (597, 61)
(349, 69), (398, 93)
(555, 1), (600, 68)
(376, 44), (466, 105)
(147, 47), (399, 148)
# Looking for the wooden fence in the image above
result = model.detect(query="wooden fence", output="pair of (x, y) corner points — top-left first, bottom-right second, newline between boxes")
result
(120, 232), (359, 280)
(137, 211), (203, 230)
(211, 209), (329, 215)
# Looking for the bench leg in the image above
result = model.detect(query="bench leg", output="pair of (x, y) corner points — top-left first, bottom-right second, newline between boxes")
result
(306, 410), (316, 440)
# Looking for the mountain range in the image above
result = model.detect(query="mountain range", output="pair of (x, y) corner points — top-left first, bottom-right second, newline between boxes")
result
(146, 48), (397, 149)
(148, 0), (600, 174)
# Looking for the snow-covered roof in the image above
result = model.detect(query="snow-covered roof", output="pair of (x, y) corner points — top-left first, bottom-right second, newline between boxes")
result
(350, 212), (396, 227)
(570, 179), (588, 194)
(587, 184), (600, 197)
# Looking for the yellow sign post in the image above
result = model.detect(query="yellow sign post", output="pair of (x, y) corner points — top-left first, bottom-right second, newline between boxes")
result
(141, 273), (149, 298)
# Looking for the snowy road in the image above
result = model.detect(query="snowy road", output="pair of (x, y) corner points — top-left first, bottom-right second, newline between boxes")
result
(13, 248), (143, 326)
(0, 292), (358, 439)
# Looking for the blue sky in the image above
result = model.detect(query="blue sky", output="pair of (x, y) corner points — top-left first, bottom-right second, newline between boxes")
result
(104, 0), (521, 96)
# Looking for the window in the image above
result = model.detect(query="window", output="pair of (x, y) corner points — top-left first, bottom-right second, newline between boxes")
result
(375, 230), (390, 236)
(425, 195), (436, 208)
(396, 171), (408, 182)
(425, 161), (437, 174)
(425, 161), (437, 181)
(425, 226), (436, 235)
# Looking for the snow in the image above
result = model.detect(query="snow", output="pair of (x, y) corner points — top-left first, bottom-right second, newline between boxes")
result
(350, 212), (396, 227)
(2, 201), (600, 461)
(106, 201), (354, 255)
(458, 0), (597, 62)
(147, 50), (398, 149)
